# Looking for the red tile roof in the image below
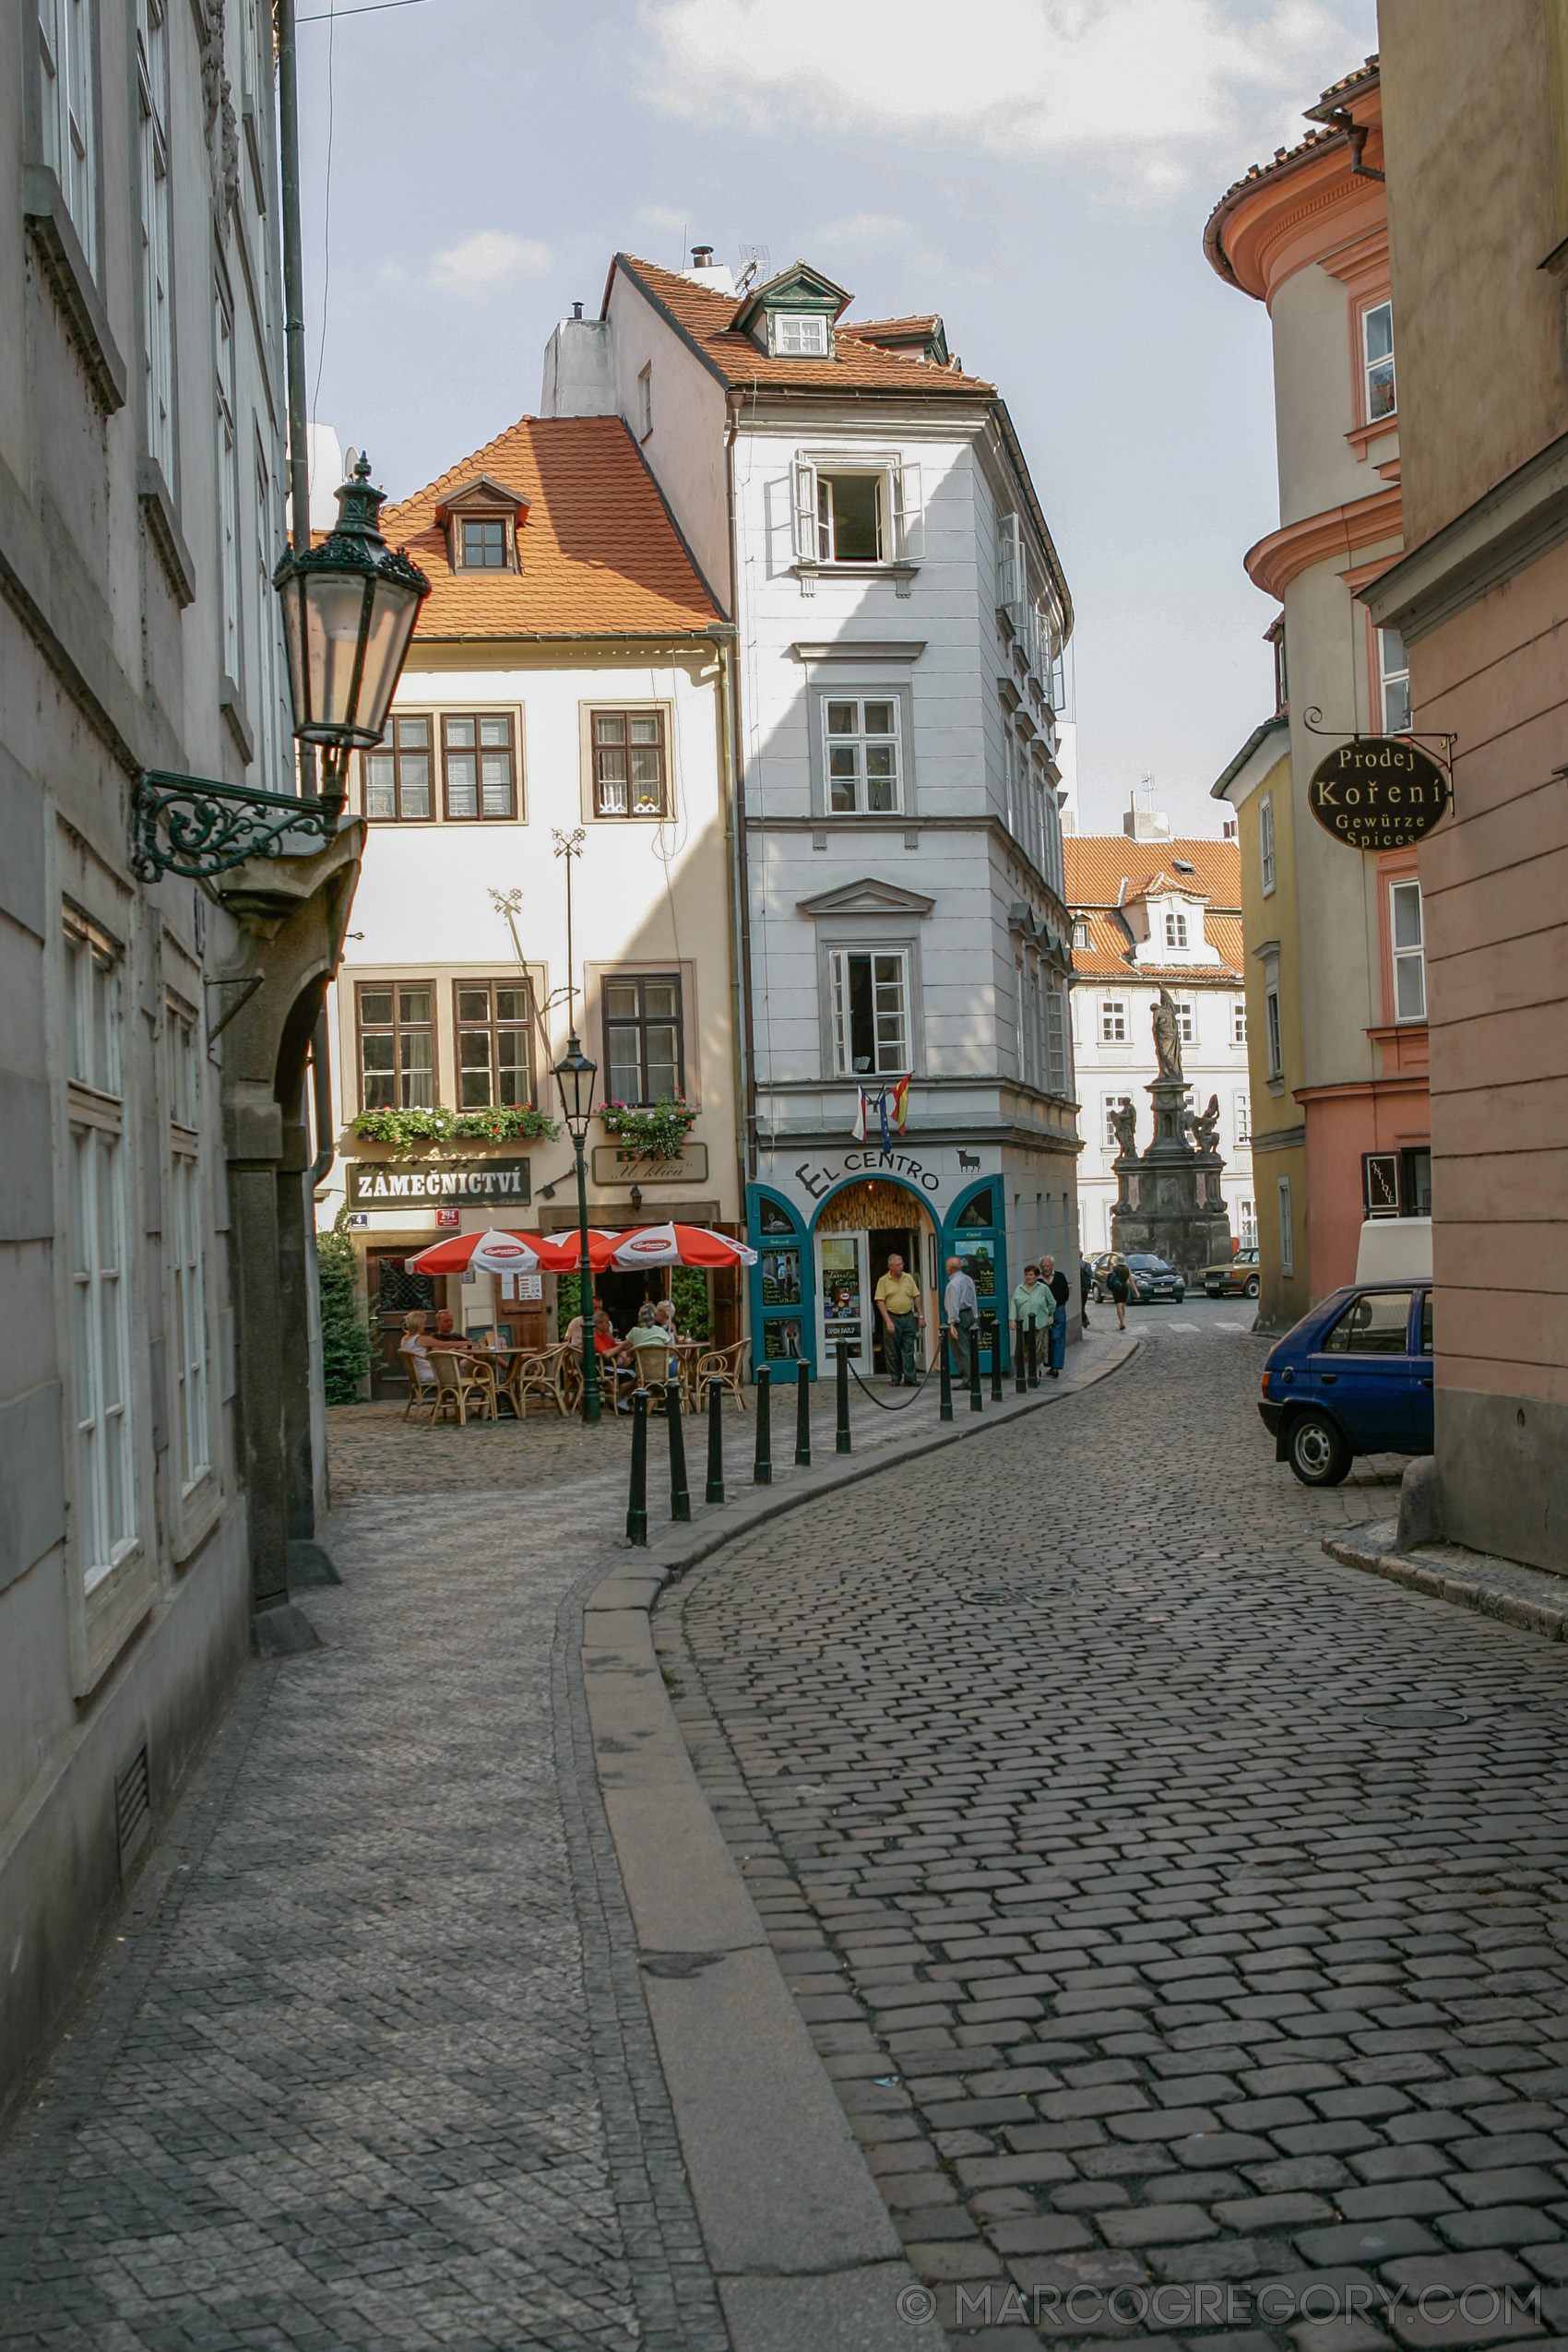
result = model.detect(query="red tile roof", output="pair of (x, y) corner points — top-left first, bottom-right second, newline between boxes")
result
(380, 414), (720, 642)
(1071, 907), (1244, 983)
(1065, 837), (1241, 912)
(605, 255), (995, 397)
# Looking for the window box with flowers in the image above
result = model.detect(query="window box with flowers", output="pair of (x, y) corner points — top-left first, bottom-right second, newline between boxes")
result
(599, 1098), (697, 1159)
(351, 1104), (558, 1152)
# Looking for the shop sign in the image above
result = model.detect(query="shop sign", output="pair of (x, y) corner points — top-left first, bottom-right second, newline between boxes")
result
(1308, 738), (1450, 849)
(590, 1141), (708, 1185)
(434, 1206), (460, 1229)
(348, 1157), (530, 1207)
(791, 1146), (951, 1201)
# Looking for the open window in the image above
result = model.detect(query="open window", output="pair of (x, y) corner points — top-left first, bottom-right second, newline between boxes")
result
(791, 455), (921, 567)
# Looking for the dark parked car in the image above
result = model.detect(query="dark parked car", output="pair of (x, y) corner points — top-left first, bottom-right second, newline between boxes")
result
(1090, 1252), (1184, 1304)
(1205, 1244), (1260, 1299)
(1259, 1280), (1433, 1485)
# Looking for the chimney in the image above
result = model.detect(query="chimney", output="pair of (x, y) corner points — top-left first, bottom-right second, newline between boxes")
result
(572, 301), (583, 320)
(690, 244), (714, 268)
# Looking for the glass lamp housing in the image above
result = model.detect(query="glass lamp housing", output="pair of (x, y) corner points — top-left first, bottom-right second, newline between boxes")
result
(553, 1036), (598, 1139)
(273, 455), (430, 752)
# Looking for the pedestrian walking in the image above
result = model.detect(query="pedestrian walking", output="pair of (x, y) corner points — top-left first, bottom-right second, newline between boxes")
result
(1011, 1263), (1051, 1383)
(944, 1254), (979, 1390)
(1079, 1254), (1093, 1330)
(1106, 1252), (1131, 1331)
(1041, 1254), (1071, 1377)
(874, 1252), (923, 1385)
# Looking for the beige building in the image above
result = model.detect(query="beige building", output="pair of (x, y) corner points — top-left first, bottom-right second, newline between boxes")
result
(1365, 1), (1568, 1569)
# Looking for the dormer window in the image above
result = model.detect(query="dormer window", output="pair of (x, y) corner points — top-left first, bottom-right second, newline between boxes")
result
(775, 312), (828, 356)
(461, 518), (506, 568)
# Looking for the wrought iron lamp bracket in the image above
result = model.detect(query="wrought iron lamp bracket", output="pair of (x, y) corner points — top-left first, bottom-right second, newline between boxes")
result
(1301, 707), (1456, 773)
(130, 768), (339, 883)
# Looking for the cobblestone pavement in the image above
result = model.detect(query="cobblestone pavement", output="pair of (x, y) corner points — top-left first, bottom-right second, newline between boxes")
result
(662, 1304), (1568, 2346)
(0, 1475), (727, 2352)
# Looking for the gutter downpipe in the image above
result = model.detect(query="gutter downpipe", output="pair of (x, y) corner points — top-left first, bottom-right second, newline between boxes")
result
(278, 0), (333, 1192)
(724, 391), (759, 1193)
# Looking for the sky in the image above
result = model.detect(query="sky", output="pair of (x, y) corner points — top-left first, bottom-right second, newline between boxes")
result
(296, 0), (1379, 840)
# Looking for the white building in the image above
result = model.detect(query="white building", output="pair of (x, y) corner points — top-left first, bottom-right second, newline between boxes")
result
(541, 252), (1081, 1372)
(1066, 837), (1255, 1255)
(315, 415), (741, 1386)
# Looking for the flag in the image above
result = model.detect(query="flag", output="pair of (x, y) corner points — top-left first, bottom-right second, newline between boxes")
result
(851, 1087), (871, 1143)
(888, 1075), (909, 1134)
(851, 1080), (910, 1147)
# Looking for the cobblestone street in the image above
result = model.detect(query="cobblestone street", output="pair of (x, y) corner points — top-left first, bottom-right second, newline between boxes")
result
(664, 1308), (1568, 2345)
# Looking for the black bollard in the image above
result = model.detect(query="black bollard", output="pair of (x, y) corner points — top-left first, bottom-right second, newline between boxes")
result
(939, 1332), (954, 1422)
(1027, 1320), (1039, 1389)
(754, 1365), (772, 1485)
(626, 1388), (648, 1545)
(1015, 1321), (1027, 1396)
(706, 1373), (725, 1504)
(836, 1341), (851, 1454)
(990, 1319), (1004, 1402)
(666, 1378), (691, 1521)
(969, 1321), (983, 1413)
(795, 1359), (811, 1467)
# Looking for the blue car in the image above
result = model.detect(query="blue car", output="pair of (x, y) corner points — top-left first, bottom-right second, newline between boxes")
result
(1258, 1280), (1433, 1486)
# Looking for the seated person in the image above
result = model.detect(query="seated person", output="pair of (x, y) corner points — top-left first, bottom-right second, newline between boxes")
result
(628, 1303), (674, 1390)
(398, 1311), (432, 1378)
(429, 1309), (457, 1345)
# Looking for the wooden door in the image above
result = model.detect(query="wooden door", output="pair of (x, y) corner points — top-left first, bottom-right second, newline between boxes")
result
(367, 1250), (435, 1398)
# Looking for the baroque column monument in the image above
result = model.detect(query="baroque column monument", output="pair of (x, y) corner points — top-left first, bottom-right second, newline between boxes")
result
(1110, 988), (1233, 1281)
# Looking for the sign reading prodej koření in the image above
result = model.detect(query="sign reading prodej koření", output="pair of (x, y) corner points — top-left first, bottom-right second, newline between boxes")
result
(349, 1158), (530, 1207)
(1308, 738), (1451, 849)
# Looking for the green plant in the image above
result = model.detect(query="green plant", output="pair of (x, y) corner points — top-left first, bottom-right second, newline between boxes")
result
(316, 1206), (371, 1404)
(599, 1096), (697, 1158)
(351, 1103), (557, 1151)
(671, 1267), (710, 1343)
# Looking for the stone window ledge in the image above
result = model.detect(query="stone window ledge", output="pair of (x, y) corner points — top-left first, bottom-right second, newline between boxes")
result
(138, 456), (196, 608)
(23, 165), (126, 418)
(220, 676), (255, 764)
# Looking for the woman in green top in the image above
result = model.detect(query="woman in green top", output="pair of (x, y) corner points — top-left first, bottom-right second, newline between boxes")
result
(1012, 1264), (1051, 1386)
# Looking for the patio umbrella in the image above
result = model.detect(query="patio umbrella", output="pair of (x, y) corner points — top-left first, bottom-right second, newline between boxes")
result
(541, 1227), (622, 1272)
(406, 1228), (556, 1277)
(607, 1222), (759, 1269)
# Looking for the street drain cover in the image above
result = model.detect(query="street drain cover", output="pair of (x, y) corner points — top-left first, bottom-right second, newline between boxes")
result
(1361, 1702), (1469, 1728)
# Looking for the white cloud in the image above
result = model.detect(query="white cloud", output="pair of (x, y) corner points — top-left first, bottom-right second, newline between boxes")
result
(636, 204), (691, 232)
(815, 211), (910, 244)
(425, 232), (552, 297)
(639, 0), (1364, 202)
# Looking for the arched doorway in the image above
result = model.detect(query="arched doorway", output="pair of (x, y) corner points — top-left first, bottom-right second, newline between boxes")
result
(812, 1177), (939, 1372)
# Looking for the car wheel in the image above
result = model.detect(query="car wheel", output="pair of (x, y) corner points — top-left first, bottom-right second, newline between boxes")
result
(1091, 1284), (1104, 1303)
(1287, 1410), (1351, 1488)
(1174, 1288), (1185, 1303)
(1245, 1277), (1260, 1299)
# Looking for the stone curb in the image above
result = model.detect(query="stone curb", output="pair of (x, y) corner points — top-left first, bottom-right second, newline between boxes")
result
(1323, 1524), (1568, 1641)
(580, 1336), (1140, 2352)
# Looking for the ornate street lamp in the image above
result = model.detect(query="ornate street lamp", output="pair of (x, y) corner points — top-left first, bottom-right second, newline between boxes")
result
(553, 1033), (602, 1426)
(130, 455), (430, 881)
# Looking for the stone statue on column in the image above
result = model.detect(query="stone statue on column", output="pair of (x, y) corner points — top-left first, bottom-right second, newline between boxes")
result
(1152, 986), (1183, 1082)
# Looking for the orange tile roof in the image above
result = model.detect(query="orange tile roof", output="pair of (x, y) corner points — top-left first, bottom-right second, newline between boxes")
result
(1064, 837), (1241, 912)
(380, 414), (720, 642)
(1071, 907), (1243, 984)
(605, 255), (996, 397)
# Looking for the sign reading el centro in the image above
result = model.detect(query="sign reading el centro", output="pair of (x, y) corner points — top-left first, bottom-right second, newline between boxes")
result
(349, 1158), (530, 1208)
(1308, 738), (1451, 850)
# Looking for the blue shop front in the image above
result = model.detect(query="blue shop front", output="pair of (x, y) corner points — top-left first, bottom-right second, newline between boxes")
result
(745, 1141), (1015, 1380)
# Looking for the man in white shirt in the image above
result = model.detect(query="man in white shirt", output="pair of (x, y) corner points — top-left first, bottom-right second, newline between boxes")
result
(944, 1254), (979, 1388)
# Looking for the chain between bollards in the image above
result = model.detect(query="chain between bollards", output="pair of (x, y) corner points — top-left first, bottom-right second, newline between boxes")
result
(836, 1340), (851, 1454)
(939, 1331), (953, 1421)
(666, 1377), (691, 1521)
(706, 1372), (725, 1504)
(795, 1358), (811, 1467)
(754, 1364), (772, 1485)
(626, 1386), (648, 1545)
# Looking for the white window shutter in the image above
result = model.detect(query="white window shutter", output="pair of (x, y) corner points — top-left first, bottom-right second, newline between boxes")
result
(791, 457), (818, 564)
(828, 947), (848, 1073)
(997, 511), (1022, 611)
(894, 461), (923, 561)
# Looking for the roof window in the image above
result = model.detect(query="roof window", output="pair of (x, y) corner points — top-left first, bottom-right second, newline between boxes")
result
(775, 313), (828, 356)
(1172, 858), (1195, 874)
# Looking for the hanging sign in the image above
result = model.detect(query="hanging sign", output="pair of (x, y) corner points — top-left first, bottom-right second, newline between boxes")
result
(1308, 738), (1450, 849)
(348, 1157), (531, 1207)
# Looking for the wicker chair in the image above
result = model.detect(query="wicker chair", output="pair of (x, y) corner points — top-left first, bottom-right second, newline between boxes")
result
(693, 1337), (749, 1412)
(504, 1348), (572, 1420)
(401, 1346), (438, 1421)
(430, 1348), (495, 1427)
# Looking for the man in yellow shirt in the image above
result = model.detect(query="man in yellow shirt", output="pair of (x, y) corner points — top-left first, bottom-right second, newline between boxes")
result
(873, 1253), (923, 1385)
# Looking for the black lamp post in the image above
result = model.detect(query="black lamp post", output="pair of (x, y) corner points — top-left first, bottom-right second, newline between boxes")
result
(553, 1033), (601, 1426)
(129, 454), (430, 881)
(273, 455), (431, 816)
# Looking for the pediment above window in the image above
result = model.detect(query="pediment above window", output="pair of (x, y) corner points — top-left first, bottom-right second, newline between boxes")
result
(797, 876), (934, 919)
(434, 475), (530, 572)
(734, 260), (851, 359)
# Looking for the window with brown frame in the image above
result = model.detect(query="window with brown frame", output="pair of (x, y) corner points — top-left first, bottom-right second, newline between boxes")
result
(362, 715), (434, 822)
(591, 709), (667, 817)
(357, 982), (436, 1109)
(443, 712), (517, 820)
(459, 517), (506, 568)
(603, 973), (683, 1105)
(454, 980), (533, 1108)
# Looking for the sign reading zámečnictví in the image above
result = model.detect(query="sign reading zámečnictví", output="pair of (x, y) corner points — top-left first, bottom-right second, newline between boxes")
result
(349, 1158), (530, 1207)
(1307, 738), (1451, 849)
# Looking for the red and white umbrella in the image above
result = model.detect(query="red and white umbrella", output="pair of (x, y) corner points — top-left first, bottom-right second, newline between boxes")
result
(406, 1228), (556, 1277)
(543, 1227), (622, 1272)
(608, 1222), (759, 1269)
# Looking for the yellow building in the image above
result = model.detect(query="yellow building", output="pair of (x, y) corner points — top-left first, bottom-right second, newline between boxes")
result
(1212, 717), (1307, 1330)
